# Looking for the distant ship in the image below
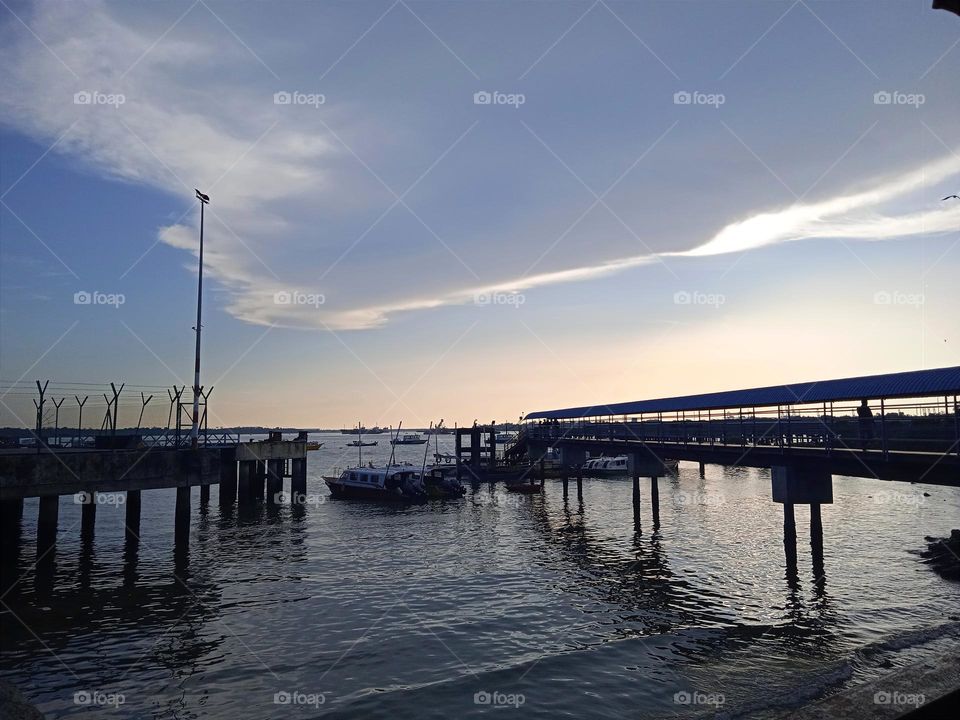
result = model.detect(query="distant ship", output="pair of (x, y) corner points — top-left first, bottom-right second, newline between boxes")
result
(340, 426), (385, 435)
(390, 433), (427, 445)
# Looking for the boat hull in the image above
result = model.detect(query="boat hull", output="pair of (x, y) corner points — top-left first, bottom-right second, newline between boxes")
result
(323, 478), (424, 502)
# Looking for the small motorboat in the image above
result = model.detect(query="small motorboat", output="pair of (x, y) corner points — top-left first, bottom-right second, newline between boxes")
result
(420, 467), (466, 499)
(390, 433), (427, 445)
(323, 465), (427, 502)
(305, 441), (323, 451)
(580, 455), (679, 478)
(346, 440), (378, 447)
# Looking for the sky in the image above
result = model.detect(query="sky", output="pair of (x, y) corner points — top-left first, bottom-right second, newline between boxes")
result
(0, 0), (958, 430)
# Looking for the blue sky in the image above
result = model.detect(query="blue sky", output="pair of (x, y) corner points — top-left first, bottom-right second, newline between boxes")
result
(1, 0), (958, 428)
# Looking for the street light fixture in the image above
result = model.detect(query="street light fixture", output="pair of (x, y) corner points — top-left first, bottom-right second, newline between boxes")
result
(191, 189), (210, 448)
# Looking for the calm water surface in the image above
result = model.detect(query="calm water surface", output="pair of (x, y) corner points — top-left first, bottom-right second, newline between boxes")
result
(2, 433), (959, 718)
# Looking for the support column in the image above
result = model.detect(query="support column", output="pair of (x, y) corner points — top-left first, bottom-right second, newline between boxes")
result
(175, 486), (190, 545)
(125, 489), (141, 541)
(576, 468), (582, 499)
(238, 460), (254, 505)
(632, 474), (640, 509)
(291, 457), (307, 498)
(81, 494), (96, 539)
(255, 460), (266, 501)
(0, 498), (24, 526)
(783, 502), (798, 571)
(810, 503), (824, 576)
(267, 459), (284, 503)
(219, 456), (237, 506)
(562, 474), (568, 498)
(37, 495), (59, 555)
(539, 458), (545, 487)
(650, 476), (660, 528)
(200, 484), (210, 505)
(698, 461), (705, 477)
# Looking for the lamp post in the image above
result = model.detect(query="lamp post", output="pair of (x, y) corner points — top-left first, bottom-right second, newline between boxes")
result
(191, 189), (210, 448)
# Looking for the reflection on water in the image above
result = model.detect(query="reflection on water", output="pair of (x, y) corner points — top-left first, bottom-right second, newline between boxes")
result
(2, 434), (959, 719)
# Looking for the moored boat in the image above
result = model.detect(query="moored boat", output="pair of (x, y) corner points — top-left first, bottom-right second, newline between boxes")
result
(581, 455), (679, 478)
(346, 440), (378, 447)
(323, 465), (427, 501)
(390, 433), (427, 445)
(305, 441), (323, 451)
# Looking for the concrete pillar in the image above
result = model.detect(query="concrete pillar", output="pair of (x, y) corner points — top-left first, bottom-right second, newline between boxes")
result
(175, 486), (190, 545)
(219, 457), (237, 506)
(267, 459), (284, 503)
(37, 495), (59, 555)
(0, 498), (24, 526)
(200, 484), (210, 505)
(81, 494), (96, 538)
(125, 489), (141, 541)
(291, 457), (307, 498)
(810, 503), (824, 575)
(650, 476), (660, 528)
(783, 502), (798, 571)
(255, 460), (266, 501)
(238, 460), (254, 505)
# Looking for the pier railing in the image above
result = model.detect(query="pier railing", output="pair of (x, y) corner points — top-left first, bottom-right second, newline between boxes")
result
(525, 397), (960, 459)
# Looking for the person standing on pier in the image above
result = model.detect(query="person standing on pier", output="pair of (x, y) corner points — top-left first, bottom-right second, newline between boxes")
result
(857, 399), (875, 450)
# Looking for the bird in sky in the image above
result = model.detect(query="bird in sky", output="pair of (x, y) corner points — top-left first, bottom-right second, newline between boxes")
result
(942, 195), (960, 200)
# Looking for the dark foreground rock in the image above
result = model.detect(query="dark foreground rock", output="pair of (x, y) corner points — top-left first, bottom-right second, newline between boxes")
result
(920, 529), (960, 581)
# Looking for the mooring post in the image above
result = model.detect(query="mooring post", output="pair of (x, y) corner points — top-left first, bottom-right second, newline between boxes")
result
(37, 495), (59, 555)
(810, 503), (824, 573)
(698, 461), (705, 477)
(576, 467), (582, 498)
(175, 486), (190, 545)
(267, 459), (284, 503)
(291, 457), (307, 498)
(539, 457), (545, 486)
(125, 489), (141, 541)
(632, 474), (640, 508)
(562, 474), (568, 498)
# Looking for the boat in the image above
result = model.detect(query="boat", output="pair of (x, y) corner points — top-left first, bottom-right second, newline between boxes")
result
(323, 465), (427, 501)
(346, 440), (378, 447)
(581, 455), (679, 478)
(340, 426), (385, 435)
(305, 441), (323, 451)
(390, 433), (427, 445)
(420, 467), (466, 499)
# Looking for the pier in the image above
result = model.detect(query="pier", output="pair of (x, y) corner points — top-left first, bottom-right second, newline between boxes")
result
(0, 430), (308, 553)
(510, 366), (960, 572)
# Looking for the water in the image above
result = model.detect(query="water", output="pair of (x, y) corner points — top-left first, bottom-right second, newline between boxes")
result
(2, 432), (959, 718)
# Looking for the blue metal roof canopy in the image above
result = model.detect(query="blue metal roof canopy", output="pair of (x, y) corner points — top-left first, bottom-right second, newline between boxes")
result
(524, 366), (960, 420)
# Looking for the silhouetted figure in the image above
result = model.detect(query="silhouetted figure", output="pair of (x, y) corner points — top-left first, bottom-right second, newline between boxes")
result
(856, 399), (874, 449)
